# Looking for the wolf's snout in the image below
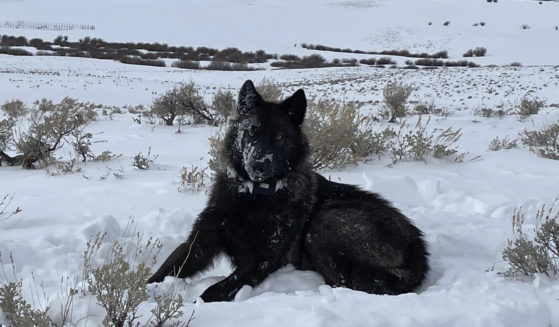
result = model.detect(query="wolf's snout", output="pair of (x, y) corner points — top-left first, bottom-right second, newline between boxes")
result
(252, 160), (271, 179)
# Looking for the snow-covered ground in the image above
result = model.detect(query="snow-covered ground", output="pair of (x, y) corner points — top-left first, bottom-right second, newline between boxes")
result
(1, 0), (559, 326)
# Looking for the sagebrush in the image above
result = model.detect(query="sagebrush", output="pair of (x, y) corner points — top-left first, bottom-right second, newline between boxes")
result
(1, 97), (95, 169)
(304, 99), (375, 169)
(151, 82), (214, 126)
(388, 116), (464, 164)
(178, 165), (207, 192)
(211, 89), (236, 124)
(0, 251), (55, 327)
(255, 77), (282, 102)
(87, 241), (152, 327)
(517, 95), (545, 118)
(383, 82), (413, 123)
(133, 147), (157, 170)
(0, 194), (22, 219)
(1, 99), (27, 118)
(502, 199), (559, 278)
(520, 119), (559, 160)
(488, 136), (517, 151)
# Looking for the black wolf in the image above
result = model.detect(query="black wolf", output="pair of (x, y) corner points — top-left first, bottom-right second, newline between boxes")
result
(148, 80), (429, 302)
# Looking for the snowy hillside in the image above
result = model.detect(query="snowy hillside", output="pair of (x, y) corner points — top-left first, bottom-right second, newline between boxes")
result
(1, 0), (559, 65)
(1, 0), (559, 326)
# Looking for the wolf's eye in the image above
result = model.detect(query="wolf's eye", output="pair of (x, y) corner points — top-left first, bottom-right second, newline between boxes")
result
(248, 130), (255, 137)
(275, 133), (283, 141)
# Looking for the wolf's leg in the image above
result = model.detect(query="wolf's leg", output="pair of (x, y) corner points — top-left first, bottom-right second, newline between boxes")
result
(198, 258), (279, 302)
(148, 208), (222, 283)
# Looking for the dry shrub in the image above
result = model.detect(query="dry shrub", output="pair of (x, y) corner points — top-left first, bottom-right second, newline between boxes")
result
(520, 119), (559, 160)
(151, 82), (214, 126)
(150, 294), (192, 327)
(0, 281), (54, 327)
(12, 97), (92, 168)
(178, 165), (207, 192)
(388, 116), (464, 164)
(133, 146), (157, 170)
(88, 243), (151, 327)
(0, 194), (22, 219)
(1, 219), (189, 327)
(34, 98), (98, 122)
(502, 199), (559, 278)
(211, 89), (236, 124)
(83, 226), (165, 327)
(488, 136), (517, 151)
(255, 78), (282, 102)
(0, 118), (15, 163)
(94, 150), (122, 162)
(0, 252), (54, 327)
(304, 100), (375, 169)
(474, 107), (509, 118)
(517, 95), (545, 118)
(207, 126), (227, 175)
(383, 82), (413, 122)
(413, 101), (450, 118)
(1, 99), (27, 118)
(45, 158), (81, 176)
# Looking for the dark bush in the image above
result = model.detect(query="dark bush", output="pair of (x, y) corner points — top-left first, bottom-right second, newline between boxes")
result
(0, 47), (32, 56)
(359, 58), (377, 65)
(272, 54), (327, 69)
(376, 57), (395, 65)
(299, 42), (448, 59)
(196, 46), (219, 56)
(206, 61), (257, 71)
(119, 56), (165, 67)
(53, 35), (69, 46)
(173, 60), (201, 69)
(0, 35), (27, 46)
(464, 47), (487, 57)
(473, 47), (487, 56)
(280, 54), (301, 61)
(432, 50), (449, 59)
(301, 54), (326, 67)
(415, 58), (444, 67)
(341, 58), (358, 66)
(28, 38), (52, 50)
(213, 47), (244, 63)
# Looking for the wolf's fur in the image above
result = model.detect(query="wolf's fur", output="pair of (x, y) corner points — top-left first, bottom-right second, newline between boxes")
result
(148, 80), (429, 301)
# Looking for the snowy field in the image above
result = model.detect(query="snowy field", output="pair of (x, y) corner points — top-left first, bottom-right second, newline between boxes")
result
(1, 0), (559, 326)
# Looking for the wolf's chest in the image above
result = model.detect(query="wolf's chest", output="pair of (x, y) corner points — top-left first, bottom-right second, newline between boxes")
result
(218, 197), (303, 249)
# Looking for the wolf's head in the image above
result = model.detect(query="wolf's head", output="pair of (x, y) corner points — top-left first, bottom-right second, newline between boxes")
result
(225, 80), (309, 183)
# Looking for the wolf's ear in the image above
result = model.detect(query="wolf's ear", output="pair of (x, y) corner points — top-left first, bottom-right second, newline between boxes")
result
(282, 89), (307, 127)
(237, 80), (263, 115)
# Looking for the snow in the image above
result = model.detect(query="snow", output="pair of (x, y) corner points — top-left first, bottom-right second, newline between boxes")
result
(1, 0), (559, 326)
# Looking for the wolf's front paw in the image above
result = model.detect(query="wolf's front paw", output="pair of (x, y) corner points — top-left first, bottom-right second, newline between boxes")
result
(146, 273), (164, 284)
(199, 283), (235, 302)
